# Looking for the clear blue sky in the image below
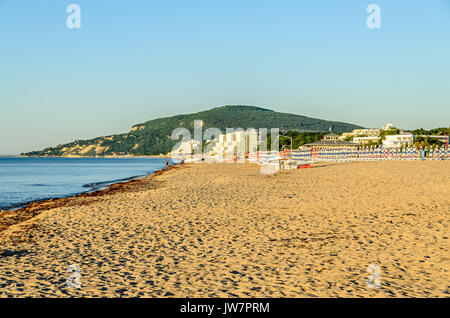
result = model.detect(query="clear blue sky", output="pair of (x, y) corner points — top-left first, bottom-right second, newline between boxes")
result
(1, 0), (449, 154)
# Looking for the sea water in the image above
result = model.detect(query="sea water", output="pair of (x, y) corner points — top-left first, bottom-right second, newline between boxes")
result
(0, 157), (170, 210)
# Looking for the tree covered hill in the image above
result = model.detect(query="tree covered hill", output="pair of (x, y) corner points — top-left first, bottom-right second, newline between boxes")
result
(23, 105), (364, 156)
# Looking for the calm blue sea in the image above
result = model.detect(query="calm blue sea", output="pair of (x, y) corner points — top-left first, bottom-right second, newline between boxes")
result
(0, 157), (171, 210)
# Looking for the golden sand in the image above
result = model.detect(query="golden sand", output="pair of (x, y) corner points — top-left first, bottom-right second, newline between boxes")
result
(0, 161), (448, 297)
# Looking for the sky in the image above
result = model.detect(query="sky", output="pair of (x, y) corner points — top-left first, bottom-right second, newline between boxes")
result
(1, 0), (449, 154)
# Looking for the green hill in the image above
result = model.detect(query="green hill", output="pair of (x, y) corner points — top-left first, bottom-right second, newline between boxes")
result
(23, 105), (364, 156)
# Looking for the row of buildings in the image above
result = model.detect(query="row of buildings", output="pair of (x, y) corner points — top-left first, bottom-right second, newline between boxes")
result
(171, 123), (449, 158)
(337, 123), (448, 148)
(171, 129), (260, 159)
(299, 132), (415, 150)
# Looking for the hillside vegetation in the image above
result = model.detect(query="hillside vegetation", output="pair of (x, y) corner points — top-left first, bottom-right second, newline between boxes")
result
(23, 105), (363, 156)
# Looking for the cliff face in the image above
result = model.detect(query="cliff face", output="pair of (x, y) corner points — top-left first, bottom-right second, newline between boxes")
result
(23, 105), (364, 156)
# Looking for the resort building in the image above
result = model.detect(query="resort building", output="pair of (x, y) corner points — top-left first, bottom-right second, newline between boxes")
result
(382, 134), (414, 148)
(352, 136), (380, 145)
(171, 139), (202, 157)
(171, 129), (261, 160)
(209, 129), (259, 158)
(339, 128), (380, 141)
(339, 123), (405, 143)
(352, 129), (380, 137)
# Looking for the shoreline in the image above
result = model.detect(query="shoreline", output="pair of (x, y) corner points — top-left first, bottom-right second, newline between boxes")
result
(0, 164), (178, 235)
(1, 173), (147, 213)
(0, 156), (175, 212)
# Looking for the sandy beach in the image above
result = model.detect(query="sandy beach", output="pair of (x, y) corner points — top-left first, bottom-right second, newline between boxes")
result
(0, 161), (448, 297)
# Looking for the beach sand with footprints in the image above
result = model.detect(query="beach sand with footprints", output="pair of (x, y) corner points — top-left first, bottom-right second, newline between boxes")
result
(0, 161), (448, 297)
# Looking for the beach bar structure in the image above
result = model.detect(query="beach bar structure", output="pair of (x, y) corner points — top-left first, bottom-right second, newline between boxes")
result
(283, 133), (360, 165)
(301, 133), (359, 153)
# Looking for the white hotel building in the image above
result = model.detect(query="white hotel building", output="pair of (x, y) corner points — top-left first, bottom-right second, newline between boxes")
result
(171, 129), (260, 160)
(382, 134), (414, 148)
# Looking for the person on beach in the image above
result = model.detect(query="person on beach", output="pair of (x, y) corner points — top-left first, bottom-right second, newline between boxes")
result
(420, 148), (425, 161)
(165, 159), (169, 169)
